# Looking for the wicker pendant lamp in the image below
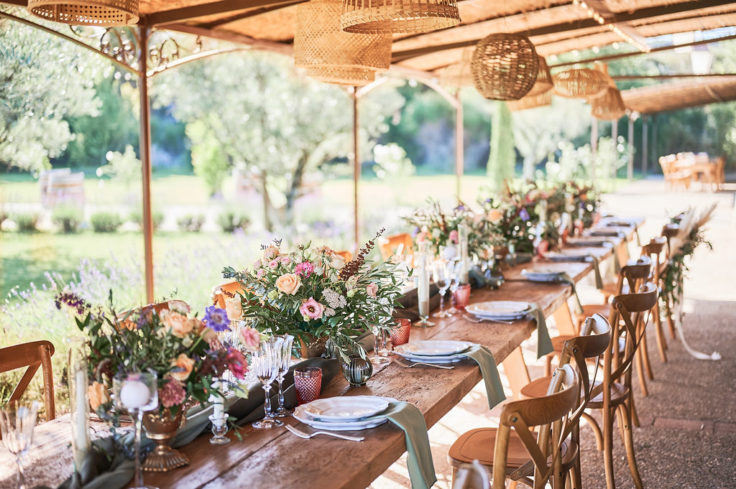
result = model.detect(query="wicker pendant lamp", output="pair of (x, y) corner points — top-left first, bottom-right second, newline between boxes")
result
(506, 89), (553, 111)
(340, 0), (460, 34)
(27, 0), (138, 26)
(527, 55), (553, 96)
(591, 87), (626, 120)
(553, 68), (609, 99)
(295, 0), (390, 86)
(471, 33), (539, 101)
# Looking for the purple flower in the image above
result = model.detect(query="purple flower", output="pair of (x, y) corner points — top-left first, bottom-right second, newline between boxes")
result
(54, 292), (89, 315)
(203, 305), (231, 332)
(519, 208), (530, 222)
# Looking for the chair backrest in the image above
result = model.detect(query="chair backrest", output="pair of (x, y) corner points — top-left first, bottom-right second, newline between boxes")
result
(559, 314), (612, 402)
(593, 283), (658, 408)
(641, 237), (666, 282)
(0, 341), (56, 421)
(118, 299), (191, 328)
(493, 365), (580, 489)
(212, 281), (245, 309)
(453, 460), (491, 489)
(610, 255), (651, 298)
(379, 233), (414, 260)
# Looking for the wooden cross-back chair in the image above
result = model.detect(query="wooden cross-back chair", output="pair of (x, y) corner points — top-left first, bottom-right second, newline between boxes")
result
(521, 314), (612, 489)
(641, 237), (669, 366)
(585, 283), (658, 489)
(117, 299), (191, 329)
(379, 233), (414, 260)
(0, 340), (56, 425)
(449, 365), (581, 489)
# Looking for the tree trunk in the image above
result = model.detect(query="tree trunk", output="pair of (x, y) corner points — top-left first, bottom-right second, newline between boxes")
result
(284, 153), (309, 226)
(261, 172), (273, 232)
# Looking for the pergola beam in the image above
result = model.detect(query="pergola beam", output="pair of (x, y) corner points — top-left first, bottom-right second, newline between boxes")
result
(160, 23), (293, 56)
(144, 0), (299, 26)
(197, 0), (304, 29)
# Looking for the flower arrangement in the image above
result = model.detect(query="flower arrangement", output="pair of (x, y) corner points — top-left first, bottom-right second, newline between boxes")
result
(403, 200), (472, 258)
(56, 293), (257, 420)
(222, 232), (403, 362)
(565, 181), (600, 229)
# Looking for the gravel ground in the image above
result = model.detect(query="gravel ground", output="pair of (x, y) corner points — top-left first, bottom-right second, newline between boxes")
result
(372, 179), (736, 489)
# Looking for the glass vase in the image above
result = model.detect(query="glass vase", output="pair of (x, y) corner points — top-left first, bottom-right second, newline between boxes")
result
(68, 338), (90, 475)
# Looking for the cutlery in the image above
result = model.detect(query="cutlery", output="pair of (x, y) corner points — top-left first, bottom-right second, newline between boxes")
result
(392, 358), (455, 370)
(285, 424), (365, 442)
(462, 314), (515, 325)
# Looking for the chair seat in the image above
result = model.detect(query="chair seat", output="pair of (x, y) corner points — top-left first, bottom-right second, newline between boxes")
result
(586, 380), (630, 408)
(449, 427), (578, 471)
(520, 376), (554, 399)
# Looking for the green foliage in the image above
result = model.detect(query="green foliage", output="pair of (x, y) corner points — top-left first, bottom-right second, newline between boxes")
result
(129, 208), (164, 230)
(90, 212), (123, 233)
(177, 214), (205, 233)
(10, 212), (39, 232)
(0, 18), (103, 171)
(51, 206), (83, 233)
(487, 102), (515, 189)
(97, 145), (140, 188)
(217, 209), (250, 233)
(372, 143), (415, 180)
(187, 120), (230, 196)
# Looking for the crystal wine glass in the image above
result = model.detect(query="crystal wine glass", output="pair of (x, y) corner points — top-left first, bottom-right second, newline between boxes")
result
(432, 260), (452, 318)
(113, 372), (159, 489)
(446, 260), (461, 316)
(0, 401), (40, 489)
(252, 337), (283, 429)
(274, 334), (294, 418)
(370, 325), (391, 367)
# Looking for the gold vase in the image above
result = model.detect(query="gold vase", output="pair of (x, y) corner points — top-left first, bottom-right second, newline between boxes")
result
(298, 336), (328, 358)
(142, 410), (189, 472)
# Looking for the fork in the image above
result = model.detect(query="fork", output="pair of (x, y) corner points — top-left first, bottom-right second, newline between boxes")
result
(462, 314), (515, 325)
(393, 358), (455, 370)
(285, 423), (365, 442)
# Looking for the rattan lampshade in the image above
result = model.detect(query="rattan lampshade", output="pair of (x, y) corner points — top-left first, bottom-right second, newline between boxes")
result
(27, 0), (138, 26)
(471, 33), (539, 101)
(340, 0), (460, 34)
(295, 0), (390, 86)
(304, 66), (377, 86)
(591, 87), (626, 120)
(527, 56), (553, 97)
(506, 89), (553, 111)
(553, 68), (609, 99)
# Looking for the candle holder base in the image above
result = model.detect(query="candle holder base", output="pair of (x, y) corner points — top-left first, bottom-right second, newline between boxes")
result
(142, 411), (189, 472)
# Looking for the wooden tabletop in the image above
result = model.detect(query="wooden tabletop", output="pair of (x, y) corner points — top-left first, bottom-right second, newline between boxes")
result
(0, 228), (635, 489)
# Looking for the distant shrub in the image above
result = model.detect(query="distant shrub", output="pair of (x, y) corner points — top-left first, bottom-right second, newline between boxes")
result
(217, 209), (250, 233)
(91, 212), (122, 233)
(177, 214), (205, 233)
(129, 208), (164, 231)
(11, 212), (40, 232)
(52, 206), (83, 233)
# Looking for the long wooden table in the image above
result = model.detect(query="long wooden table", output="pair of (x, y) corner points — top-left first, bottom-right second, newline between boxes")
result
(1, 222), (642, 489)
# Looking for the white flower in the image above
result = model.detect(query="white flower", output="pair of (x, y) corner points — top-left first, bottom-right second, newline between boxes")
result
(182, 336), (193, 347)
(323, 288), (347, 309)
(432, 228), (441, 238)
(324, 308), (336, 317)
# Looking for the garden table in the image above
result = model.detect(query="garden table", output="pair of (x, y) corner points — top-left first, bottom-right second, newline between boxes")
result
(0, 222), (644, 489)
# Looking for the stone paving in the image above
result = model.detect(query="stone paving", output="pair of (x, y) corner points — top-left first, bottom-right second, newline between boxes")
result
(372, 179), (736, 489)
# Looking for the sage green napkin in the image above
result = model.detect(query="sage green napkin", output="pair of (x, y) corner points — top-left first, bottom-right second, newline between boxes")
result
(529, 305), (553, 358)
(374, 401), (437, 489)
(58, 438), (134, 489)
(556, 272), (583, 314)
(463, 345), (506, 409)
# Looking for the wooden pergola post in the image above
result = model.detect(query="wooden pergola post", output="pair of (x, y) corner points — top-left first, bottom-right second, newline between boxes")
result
(352, 87), (360, 252)
(138, 25), (155, 303)
(642, 115), (649, 176)
(455, 89), (464, 201)
(627, 114), (635, 181)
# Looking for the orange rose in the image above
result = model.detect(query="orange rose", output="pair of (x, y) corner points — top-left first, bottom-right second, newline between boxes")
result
(88, 381), (109, 411)
(161, 310), (194, 338)
(170, 353), (195, 382)
(487, 209), (503, 223)
(275, 273), (302, 295)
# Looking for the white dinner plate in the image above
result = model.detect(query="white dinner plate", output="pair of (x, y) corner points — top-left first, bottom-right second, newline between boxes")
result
(393, 351), (467, 364)
(293, 405), (389, 431)
(522, 268), (562, 282)
(466, 301), (531, 320)
(397, 340), (472, 357)
(545, 251), (590, 262)
(300, 396), (389, 422)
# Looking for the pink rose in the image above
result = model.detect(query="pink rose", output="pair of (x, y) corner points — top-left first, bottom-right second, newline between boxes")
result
(269, 259), (279, 269)
(449, 230), (459, 244)
(366, 283), (378, 298)
(240, 327), (261, 351)
(280, 256), (291, 265)
(300, 298), (325, 321)
(257, 269), (266, 278)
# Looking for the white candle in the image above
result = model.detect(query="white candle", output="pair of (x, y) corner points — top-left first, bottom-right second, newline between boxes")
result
(72, 368), (90, 470)
(120, 381), (151, 410)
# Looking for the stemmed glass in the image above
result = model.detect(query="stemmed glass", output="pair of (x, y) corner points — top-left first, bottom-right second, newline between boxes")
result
(370, 325), (391, 367)
(446, 260), (460, 316)
(0, 401), (40, 489)
(274, 334), (294, 418)
(252, 337), (284, 429)
(113, 372), (159, 489)
(432, 259), (452, 318)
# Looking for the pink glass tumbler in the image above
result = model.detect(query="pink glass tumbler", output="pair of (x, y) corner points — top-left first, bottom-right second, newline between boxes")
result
(390, 318), (411, 347)
(294, 367), (322, 405)
(453, 284), (471, 310)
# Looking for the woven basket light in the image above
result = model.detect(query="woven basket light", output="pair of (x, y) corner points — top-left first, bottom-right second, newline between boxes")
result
(527, 56), (553, 97)
(340, 0), (460, 34)
(591, 87), (626, 120)
(471, 33), (539, 101)
(553, 68), (609, 99)
(296, 0), (390, 86)
(28, 0), (138, 26)
(304, 66), (377, 86)
(506, 89), (553, 111)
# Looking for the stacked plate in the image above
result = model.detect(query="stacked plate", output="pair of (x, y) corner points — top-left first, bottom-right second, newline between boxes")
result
(394, 340), (472, 364)
(545, 250), (591, 262)
(522, 267), (563, 283)
(465, 301), (532, 321)
(293, 396), (390, 431)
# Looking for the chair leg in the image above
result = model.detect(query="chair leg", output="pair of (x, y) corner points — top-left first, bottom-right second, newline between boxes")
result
(653, 303), (668, 362)
(663, 300), (677, 340)
(603, 405), (616, 489)
(641, 331), (655, 382)
(628, 396), (640, 428)
(635, 346), (649, 397)
(545, 354), (553, 377)
(582, 412), (604, 451)
(571, 424), (583, 489)
(618, 403), (644, 489)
